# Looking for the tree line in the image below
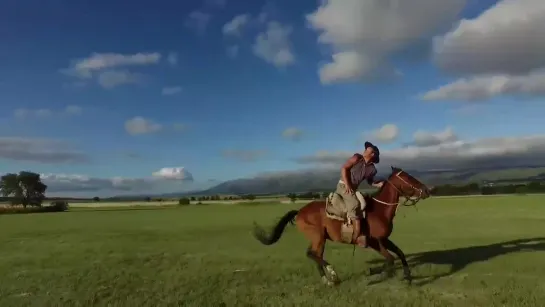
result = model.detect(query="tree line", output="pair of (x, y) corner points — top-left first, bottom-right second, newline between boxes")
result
(430, 181), (545, 196)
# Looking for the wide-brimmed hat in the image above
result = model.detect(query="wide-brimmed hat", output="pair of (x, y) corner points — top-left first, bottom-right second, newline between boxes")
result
(364, 141), (380, 164)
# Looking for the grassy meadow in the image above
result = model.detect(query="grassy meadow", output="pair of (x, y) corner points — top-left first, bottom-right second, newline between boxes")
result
(1, 195), (545, 306)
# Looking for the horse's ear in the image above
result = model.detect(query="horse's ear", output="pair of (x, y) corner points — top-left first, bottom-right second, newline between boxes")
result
(391, 166), (394, 171)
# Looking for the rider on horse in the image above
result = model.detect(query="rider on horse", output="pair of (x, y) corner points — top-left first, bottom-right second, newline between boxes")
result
(333, 141), (384, 246)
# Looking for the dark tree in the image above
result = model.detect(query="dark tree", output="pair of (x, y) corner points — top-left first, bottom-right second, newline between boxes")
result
(0, 171), (47, 208)
(178, 198), (190, 205)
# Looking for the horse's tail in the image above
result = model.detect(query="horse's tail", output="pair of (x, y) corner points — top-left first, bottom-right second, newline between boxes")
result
(253, 210), (299, 246)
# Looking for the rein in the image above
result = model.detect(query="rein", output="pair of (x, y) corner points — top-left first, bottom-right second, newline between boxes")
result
(371, 171), (423, 208)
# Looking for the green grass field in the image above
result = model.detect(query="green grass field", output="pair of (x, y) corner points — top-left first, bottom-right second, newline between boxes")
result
(1, 195), (545, 306)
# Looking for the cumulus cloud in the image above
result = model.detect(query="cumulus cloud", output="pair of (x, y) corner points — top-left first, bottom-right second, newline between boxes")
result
(42, 166), (193, 193)
(0, 137), (89, 164)
(185, 11), (211, 35)
(253, 21), (295, 68)
(307, 0), (466, 83)
(366, 124), (399, 143)
(97, 70), (144, 89)
(61, 52), (159, 89)
(124, 117), (162, 136)
(63, 52), (161, 78)
(223, 14), (250, 36)
(282, 127), (303, 141)
(412, 127), (458, 147)
(433, 0), (545, 76)
(420, 72), (545, 101)
(161, 86), (182, 96)
(222, 149), (267, 162)
(318, 51), (381, 84)
(152, 167), (193, 181)
(295, 130), (545, 171)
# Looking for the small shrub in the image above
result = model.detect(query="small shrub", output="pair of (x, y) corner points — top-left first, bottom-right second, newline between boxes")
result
(178, 198), (190, 206)
(49, 200), (69, 212)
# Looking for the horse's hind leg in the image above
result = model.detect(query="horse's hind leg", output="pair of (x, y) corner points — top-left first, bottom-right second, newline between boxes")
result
(384, 239), (412, 284)
(304, 231), (339, 286)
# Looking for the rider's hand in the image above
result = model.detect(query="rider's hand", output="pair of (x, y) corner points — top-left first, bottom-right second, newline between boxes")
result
(345, 185), (354, 195)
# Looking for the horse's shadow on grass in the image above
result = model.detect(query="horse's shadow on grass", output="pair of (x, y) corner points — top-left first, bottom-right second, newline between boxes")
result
(360, 237), (545, 286)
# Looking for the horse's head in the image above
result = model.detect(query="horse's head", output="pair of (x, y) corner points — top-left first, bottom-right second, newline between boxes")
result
(386, 166), (431, 205)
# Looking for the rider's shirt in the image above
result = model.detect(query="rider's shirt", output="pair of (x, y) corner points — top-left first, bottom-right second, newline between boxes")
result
(345, 153), (377, 188)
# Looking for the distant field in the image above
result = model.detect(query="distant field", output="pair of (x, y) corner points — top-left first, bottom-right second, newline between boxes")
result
(1, 195), (545, 306)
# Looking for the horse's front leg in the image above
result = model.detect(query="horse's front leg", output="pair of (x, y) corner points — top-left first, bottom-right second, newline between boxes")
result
(366, 237), (395, 277)
(384, 239), (412, 284)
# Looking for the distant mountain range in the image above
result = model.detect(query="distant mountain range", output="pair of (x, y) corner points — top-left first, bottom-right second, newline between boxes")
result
(149, 165), (545, 198)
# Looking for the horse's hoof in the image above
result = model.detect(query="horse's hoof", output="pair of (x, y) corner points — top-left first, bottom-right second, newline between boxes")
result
(322, 276), (335, 286)
(324, 265), (340, 284)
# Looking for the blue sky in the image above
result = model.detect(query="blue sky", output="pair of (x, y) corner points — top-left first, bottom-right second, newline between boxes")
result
(1, 0), (544, 196)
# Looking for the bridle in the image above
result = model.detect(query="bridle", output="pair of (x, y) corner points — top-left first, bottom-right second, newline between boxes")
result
(372, 171), (425, 207)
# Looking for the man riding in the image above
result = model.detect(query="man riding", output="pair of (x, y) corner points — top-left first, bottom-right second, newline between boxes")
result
(336, 141), (384, 247)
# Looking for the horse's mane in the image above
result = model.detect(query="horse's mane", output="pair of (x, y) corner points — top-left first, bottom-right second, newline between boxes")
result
(368, 166), (403, 198)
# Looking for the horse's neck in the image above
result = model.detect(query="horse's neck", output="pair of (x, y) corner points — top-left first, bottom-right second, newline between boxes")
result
(372, 185), (399, 220)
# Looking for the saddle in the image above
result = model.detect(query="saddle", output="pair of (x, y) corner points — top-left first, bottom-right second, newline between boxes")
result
(325, 191), (368, 220)
(325, 191), (369, 243)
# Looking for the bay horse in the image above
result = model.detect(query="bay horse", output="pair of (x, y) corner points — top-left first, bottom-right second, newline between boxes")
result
(253, 166), (431, 285)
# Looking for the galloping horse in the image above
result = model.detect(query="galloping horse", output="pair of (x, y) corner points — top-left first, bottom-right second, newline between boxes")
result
(253, 166), (431, 285)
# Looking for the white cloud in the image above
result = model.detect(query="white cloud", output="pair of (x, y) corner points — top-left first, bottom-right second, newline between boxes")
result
(223, 14), (250, 36)
(226, 45), (239, 58)
(433, 0), (545, 76)
(42, 166), (194, 194)
(61, 52), (158, 89)
(282, 127), (303, 141)
(161, 86), (182, 96)
(222, 149), (267, 162)
(152, 167), (193, 181)
(294, 129), (545, 170)
(318, 51), (379, 84)
(0, 137), (89, 164)
(97, 70), (143, 89)
(366, 124), (399, 143)
(14, 106), (83, 119)
(64, 52), (161, 78)
(253, 21), (295, 68)
(167, 52), (178, 66)
(412, 127), (458, 147)
(185, 11), (211, 35)
(421, 72), (545, 101)
(307, 0), (466, 83)
(124, 117), (162, 136)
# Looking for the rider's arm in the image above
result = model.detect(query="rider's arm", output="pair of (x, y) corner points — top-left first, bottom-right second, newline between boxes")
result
(341, 154), (362, 188)
(366, 167), (383, 187)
